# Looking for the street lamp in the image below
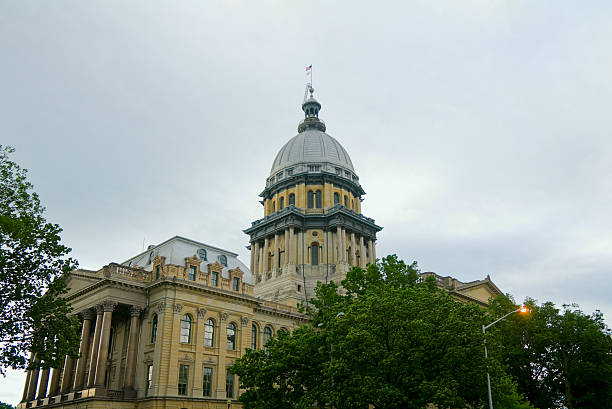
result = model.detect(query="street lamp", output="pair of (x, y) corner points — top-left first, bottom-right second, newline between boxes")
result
(482, 306), (529, 409)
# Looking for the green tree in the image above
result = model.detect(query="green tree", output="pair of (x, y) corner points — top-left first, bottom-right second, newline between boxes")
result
(232, 255), (532, 409)
(0, 146), (81, 375)
(489, 296), (612, 409)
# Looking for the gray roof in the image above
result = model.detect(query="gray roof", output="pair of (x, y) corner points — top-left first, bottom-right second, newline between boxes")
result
(270, 129), (355, 177)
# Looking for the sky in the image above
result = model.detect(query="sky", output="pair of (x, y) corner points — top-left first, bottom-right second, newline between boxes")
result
(2, 0), (612, 403)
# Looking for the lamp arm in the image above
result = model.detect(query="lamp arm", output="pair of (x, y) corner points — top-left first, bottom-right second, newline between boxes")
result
(483, 307), (521, 332)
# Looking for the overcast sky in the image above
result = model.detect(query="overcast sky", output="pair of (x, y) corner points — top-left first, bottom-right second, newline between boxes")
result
(2, 0), (612, 403)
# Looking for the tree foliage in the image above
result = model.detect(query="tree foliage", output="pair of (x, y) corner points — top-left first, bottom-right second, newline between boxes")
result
(489, 295), (612, 409)
(232, 255), (532, 409)
(0, 146), (80, 375)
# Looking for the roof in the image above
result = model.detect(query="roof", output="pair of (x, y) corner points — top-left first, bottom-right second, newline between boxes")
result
(270, 129), (355, 177)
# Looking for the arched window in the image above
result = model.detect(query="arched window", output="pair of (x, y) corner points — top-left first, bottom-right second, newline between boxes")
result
(151, 314), (158, 344)
(280, 197), (284, 209)
(315, 190), (322, 208)
(218, 255), (228, 267)
(198, 248), (207, 261)
(289, 193), (295, 206)
(311, 243), (319, 266)
(344, 195), (348, 207)
(334, 192), (340, 205)
(307, 190), (314, 208)
(227, 322), (236, 350)
(251, 323), (258, 350)
(272, 201), (276, 213)
(263, 326), (273, 344)
(204, 318), (215, 347)
(180, 314), (192, 343)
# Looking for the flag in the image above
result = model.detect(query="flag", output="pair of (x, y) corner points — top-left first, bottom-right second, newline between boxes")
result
(305, 65), (312, 72)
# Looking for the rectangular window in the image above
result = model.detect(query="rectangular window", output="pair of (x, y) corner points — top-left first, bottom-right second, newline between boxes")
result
(202, 367), (213, 397)
(178, 364), (189, 396)
(189, 265), (197, 281)
(211, 271), (218, 286)
(155, 265), (160, 279)
(232, 277), (240, 291)
(145, 365), (153, 396)
(226, 368), (235, 399)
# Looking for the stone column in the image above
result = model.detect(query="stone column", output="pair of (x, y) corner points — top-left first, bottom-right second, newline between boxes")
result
(273, 233), (279, 271)
(284, 228), (289, 266)
(262, 238), (269, 273)
(26, 357), (39, 401)
(93, 300), (117, 388)
(87, 305), (104, 387)
(37, 368), (50, 399)
(48, 367), (61, 397)
(123, 306), (142, 396)
(372, 239), (377, 262)
(249, 242), (255, 274)
(258, 244), (264, 276)
(60, 355), (75, 393)
(253, 242), (259, 276)
(359, 236), (366, 268)
(21, 369), (32, 402)
(339, 227), (346, 262)
(350, 233), (356, 266)
(289, 227), (295, 264)
(73, 310), (95, 391)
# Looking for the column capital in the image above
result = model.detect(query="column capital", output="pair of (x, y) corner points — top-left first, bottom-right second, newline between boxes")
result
(173, 303), (183, 314)
(80, 309), (96, 321)
(100, 300), (118, 312)
(129, 306), (142, 317)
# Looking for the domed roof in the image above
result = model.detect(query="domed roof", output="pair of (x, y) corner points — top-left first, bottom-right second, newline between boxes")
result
(270, 129), (355, 176)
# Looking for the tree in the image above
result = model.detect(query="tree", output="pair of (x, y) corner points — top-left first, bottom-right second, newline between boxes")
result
(0, 402), (16, 409)
(232, 255), (532, 409)
(0, 146), (81, 375)
(489, 296), (612, 409)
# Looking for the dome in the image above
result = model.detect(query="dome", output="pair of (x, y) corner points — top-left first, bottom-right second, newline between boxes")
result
(270, 129), (355, 177)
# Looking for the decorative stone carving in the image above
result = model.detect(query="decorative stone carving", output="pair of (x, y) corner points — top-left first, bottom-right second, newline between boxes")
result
(173, 303), (183, 314)
(241, 316), (249, 327)
(101, 300), (117, 312)
(129, 306), (143, 317)
(197, 308), (207, 319)
(219, 312), (228, 322)
(80, 309), (96, 321)
(95, 304), (105, 315)
(157, 301), (166, 313)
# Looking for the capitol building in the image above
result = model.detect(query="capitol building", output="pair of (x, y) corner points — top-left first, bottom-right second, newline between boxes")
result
(18, 89), (500, 409)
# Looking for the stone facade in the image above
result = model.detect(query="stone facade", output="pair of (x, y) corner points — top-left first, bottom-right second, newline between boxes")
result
(18, 249), (307, 409)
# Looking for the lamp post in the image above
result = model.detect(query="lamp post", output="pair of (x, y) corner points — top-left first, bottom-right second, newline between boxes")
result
(482, 306), (528, 409)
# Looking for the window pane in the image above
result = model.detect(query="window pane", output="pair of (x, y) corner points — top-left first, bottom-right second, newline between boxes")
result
(226, 368), (234, 399)
(189, 265), (196, 281)
(180, 315), (191, 343)
(289, 194), (295, 206)
(151, 314), (158, 343)
(146, 365), (153, 396)
(227, 323), (236, 350)
(315, 190), (322, 208)
(204, 319), (215, 347)
(211, 272), (218, 286)
(307, 191), (314, 208)
(263, 326), (272, 344)
(232, 277), (240, 291)
(202, 367), (213, 397)
(251, 324), (258, 350)
(311, 245), (319, 266)
(178, 364), (189, 396)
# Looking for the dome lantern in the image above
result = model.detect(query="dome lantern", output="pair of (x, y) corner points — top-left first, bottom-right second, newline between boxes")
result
(298, 85), (326, 133)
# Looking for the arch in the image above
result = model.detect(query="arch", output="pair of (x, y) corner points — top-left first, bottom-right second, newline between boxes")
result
(315, 190), (322, 208)
(198, 248), (207, 261)
(307, 190), (314, 208)
(311, 243), (320, 266)
(278, 327), (289, 335)
(204, 318), (215, 347)
(334, 192), (340, 205)
(180, 314), (192, 343)
(263, 326), (273, 345)
(150, 314), (158, 343)
(227, 322), (237, 350)
(280, 196), (285, 209)
(251, 323), (258, 350)
(289, 193), (295, 206)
